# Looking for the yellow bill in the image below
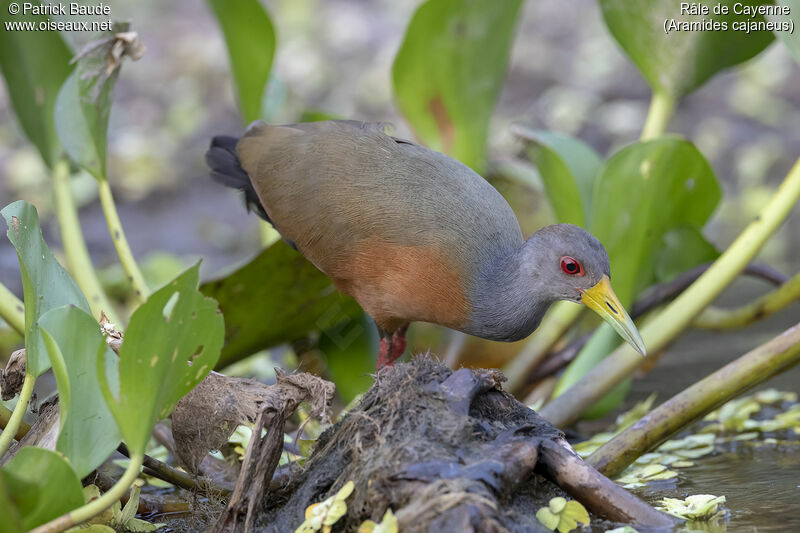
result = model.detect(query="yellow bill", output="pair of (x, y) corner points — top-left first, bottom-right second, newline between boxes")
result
(580, 275), (646, 356)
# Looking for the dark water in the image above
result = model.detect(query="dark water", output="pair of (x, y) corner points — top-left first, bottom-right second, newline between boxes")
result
(626, 278), (800, 533)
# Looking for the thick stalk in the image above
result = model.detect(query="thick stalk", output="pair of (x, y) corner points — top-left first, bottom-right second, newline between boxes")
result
(0, 282), (25, 335)
(502, 302), (583, 393)
(588, 322), (800, 478)
(0, 372), (34, 458)
(540, 156), (800, 427)
(30, 453), (144, 533)
(97, 179), (149, 302)
(640, 91), (675, 141)
(52, 161), (119, 323)
(693, 271), (800, 330)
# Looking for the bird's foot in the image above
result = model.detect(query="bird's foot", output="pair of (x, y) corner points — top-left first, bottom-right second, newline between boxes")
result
(377, 324), (409, 369)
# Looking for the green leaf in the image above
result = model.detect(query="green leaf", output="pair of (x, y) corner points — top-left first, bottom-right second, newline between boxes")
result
(655, 226), (719, 283)
(100, 264), (224, 455)
(0, 0), (73, 167)
(200, 241), (362, 368)
(0, 474), (24, 533)
(536, 507), (560, 531)
(592, 137), (720, 306)
(39, 305), (121, 478)
(515, 127), (602, 227)
(207, 0), (275, 124)
(598, 0), (774, 99)
(392, 0), (522, 172)
(1, 447), (84, 530)
(555, 138), (720, 413)
(1, 201), (90, 377)
(54, 68), (115, 180)
(318, 313), (378, 404)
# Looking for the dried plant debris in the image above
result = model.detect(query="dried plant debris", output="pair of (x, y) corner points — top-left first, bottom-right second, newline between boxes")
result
(251, 357), (671, 533)
(295, 480), (354, 533)
(171, 370), (334, 473)
(0, 348), (26, 400)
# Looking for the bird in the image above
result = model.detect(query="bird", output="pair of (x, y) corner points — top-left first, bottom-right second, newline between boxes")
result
(207, 120), (646, 368)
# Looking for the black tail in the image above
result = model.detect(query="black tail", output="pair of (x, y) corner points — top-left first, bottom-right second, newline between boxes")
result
(206, 135), (271, 223)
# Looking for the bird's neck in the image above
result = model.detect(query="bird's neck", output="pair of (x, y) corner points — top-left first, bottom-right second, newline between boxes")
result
(464, 239), (556, 342)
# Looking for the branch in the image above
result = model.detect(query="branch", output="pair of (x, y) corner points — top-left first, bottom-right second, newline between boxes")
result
(693, 270), (800, 330)
(540, 155), (800, 427)
(587, 321), (800, 478)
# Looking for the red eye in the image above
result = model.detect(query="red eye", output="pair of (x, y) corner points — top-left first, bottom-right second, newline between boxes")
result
(560, 256), (584, 276)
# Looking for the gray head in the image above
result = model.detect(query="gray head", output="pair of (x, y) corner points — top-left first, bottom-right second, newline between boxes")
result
(523, 224), (610, 303)
(521, 223), (646, 355)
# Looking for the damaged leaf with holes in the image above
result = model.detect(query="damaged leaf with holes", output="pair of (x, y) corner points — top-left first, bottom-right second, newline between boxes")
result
(98, 263), (224, 456)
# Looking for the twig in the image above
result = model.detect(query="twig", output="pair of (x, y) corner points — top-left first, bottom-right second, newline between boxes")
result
(536, 439), (678, 527)
(116, 442), (229, 497)
(694, 270), (800, 330)
(588, 321), (800, 478)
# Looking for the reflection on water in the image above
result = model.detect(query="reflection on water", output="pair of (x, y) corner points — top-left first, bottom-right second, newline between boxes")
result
(625, 286), (800, 533)
(633, 440), (800, 532)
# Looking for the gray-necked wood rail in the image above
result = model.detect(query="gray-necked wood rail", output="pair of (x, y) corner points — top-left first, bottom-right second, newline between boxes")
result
(207, 120), (646, 368)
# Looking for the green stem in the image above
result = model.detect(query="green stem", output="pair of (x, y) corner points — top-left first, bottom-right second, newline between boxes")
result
(693, 271), (800, 330)
(97, 179), (150, 302)
(502, 302), (583, 394)
(640, 91), (675, 141)
(52, 161), (120, 324)
(0, 372), (34, 458)
(540, 156), (800, 427)
(30, 453), (144, 533)
(588, 321), (800, 478)
(0, 282), (25, 335)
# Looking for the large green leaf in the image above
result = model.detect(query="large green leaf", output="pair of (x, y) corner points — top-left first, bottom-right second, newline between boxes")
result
(0, 0), (73, 167)
(1, 201), (90, 377)
(515, 127), (603, 227)
(554, 138), (721, 414)
(100, 264), (223, 455)
(591, 137), (721, 306)
(598, 0), (774, 98)
(392, 0), (522, 172)
(0, 475), (24, 533)
(318, 313), (378, 403)
(1, 447), (84, 531)
(207, 0), (275, 124)
(200, 241), (362, 368)
(40, 305), (121, 478)
(655, 225), (719, 283)
(54, 68), (116, 180)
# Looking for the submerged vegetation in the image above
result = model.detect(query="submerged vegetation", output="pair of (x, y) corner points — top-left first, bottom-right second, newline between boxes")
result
(0, 0), (799, 531)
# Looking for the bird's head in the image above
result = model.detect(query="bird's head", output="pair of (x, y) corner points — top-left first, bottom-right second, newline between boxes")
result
(527, 224), (646, 356)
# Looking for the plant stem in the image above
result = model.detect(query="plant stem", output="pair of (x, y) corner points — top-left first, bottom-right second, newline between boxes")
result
(588, 321), (800, 478)
(502, 302), (583, 394)
(30, 453), (144, 533)
(97, 179), (150, 303)
(52, 161), (120, 324)
(693, 270), (800, 330)
(0, 372), (34, 458)
(540, 156), (800, 427)
(640, 91), (675, 141)
(0, 282), (25, 335)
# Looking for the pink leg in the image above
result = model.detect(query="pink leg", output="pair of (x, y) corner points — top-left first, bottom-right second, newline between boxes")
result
(376, 323), (409, 370)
